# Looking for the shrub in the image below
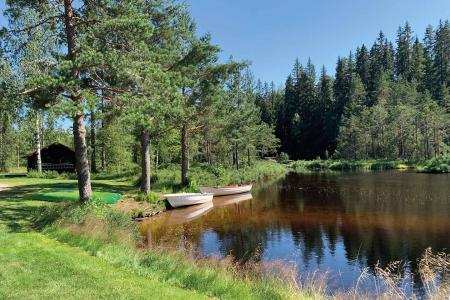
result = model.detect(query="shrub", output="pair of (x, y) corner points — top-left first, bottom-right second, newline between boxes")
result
(27, 170), (75, 180)
(278, 152), (289, 163)
(135, 192), (163, 205)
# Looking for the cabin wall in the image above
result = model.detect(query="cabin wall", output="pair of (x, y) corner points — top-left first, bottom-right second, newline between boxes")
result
(27, 145), (76, 173)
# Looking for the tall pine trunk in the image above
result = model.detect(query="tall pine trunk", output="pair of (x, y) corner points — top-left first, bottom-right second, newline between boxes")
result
(17, 145), (20, 169)
(101, 97), (106, 170)
(154, 147), (159, 175)
(73, 112), (92, 201)
(0, 115), (6, 172)
(235, 142), (240, 170)
(90, 109), (97, 173)
(140, 128), (151, 194)
(64, 0), (92, 201)
(181, 122), (189, 186)
(35, 112), (42, 172)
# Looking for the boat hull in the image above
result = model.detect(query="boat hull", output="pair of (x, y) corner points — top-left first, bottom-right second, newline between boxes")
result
(164, 193), (213, 208)
(199, 184), (252, 196)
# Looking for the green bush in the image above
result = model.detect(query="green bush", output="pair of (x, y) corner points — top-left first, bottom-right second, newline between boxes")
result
(422, 156), (450, 173)
(277, 152), (289, 163)
(135, 192), (163, 205)
(27, 170), (75, 180)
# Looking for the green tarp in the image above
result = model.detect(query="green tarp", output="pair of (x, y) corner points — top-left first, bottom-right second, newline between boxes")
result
(31, 189), (122, 204)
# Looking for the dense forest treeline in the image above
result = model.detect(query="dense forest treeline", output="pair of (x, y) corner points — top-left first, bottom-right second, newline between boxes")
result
(256, 21), (450, 160)
(0, 0), (278, 200)
(0, 1), (448, 202)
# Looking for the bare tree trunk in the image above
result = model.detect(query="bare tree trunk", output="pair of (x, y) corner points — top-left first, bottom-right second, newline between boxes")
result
(433, 127), (437, 157)
(371, 134), (375, 158)
(235, 142), (239, 170)
(232, 146), (236, 166)
(35, 112), (42, 173)
(208, 140), (212, 164)
(140, 128), (151, 194)
(90, 109), (97, 173)
(64, 0), (92, 201)
(17, 145), (20, 168)
(154, 147), (159, 175)
(73, 113), (92, 201)
(101, 97), (106, 170)
(0, 117), (5, 172)
(415, 122), (418, 160)
(181, 122), (189, 186)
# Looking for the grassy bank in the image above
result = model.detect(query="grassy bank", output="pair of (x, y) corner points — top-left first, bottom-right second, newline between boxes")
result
(38, 202), (312, 300)
(0, 181), (207, 300)
(0, 230), (208, 300)
(0, 165), (315, 300)
(290, 157), (450, 173)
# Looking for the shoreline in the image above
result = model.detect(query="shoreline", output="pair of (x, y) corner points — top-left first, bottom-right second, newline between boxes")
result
(290, 158), (450, 173)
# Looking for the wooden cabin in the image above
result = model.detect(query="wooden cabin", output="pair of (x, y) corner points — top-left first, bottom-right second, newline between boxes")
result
(27, 143), (76, 173)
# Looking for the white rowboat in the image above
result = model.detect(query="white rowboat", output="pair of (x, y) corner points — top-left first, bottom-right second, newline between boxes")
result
(164, 193), (213, 208)
(199, 184), (252, 196)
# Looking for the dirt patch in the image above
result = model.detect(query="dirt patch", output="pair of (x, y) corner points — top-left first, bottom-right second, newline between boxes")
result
(114, 198), (166, 220)
(0, 183), (11, 191)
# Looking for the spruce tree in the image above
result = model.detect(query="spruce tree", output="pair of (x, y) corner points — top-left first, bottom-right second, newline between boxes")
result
(395, 22), (414, 80)
(356, 44), (370, 87)
(432, 20), (450, 106)
(423, 25), (436, 95)
(317, 66), (334, 157)
(410, 37), (425, 84)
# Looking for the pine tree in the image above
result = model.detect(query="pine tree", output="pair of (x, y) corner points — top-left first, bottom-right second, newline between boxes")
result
(367, 35), (385, 106)
(4, 0), (180, 201)
(0, 51), (17, 172)
(423, 25), (436, 95)
(356, 44), (370, 87)
(432, 20), (450, 106)
(395, 22), (414, 80)
(384, 41), (395, 78)
(410, 38), (425, 84)
(317, 66), (334, 157)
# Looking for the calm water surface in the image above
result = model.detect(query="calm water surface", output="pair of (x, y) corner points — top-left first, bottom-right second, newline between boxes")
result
(140, 171), (450, 293)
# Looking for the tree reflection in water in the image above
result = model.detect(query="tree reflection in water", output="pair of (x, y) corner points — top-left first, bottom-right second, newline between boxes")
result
(140, 171), (450, 292)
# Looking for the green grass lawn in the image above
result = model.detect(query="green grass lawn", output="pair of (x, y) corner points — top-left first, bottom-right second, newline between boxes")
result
(0, 231), (208, 300)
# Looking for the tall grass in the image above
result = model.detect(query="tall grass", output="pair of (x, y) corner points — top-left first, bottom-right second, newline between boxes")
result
(35, 203), (313, 300)
(333, 249), (450, 299)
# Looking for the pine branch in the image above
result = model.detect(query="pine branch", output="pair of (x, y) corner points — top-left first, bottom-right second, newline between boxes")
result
(6, 14), (63, 35)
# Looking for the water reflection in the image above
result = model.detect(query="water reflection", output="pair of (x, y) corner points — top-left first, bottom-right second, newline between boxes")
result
(140, 171), (450, 292)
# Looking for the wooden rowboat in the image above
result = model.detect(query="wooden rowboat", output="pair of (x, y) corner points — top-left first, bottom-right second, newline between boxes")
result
(199, 184), (252, 196)
(164, 193), (213, 208)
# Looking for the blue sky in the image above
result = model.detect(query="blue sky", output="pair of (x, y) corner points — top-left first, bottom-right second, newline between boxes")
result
(2, 0), (449, 85)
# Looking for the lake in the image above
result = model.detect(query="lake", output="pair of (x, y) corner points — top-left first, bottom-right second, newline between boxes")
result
(140, 171), (450, 294)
